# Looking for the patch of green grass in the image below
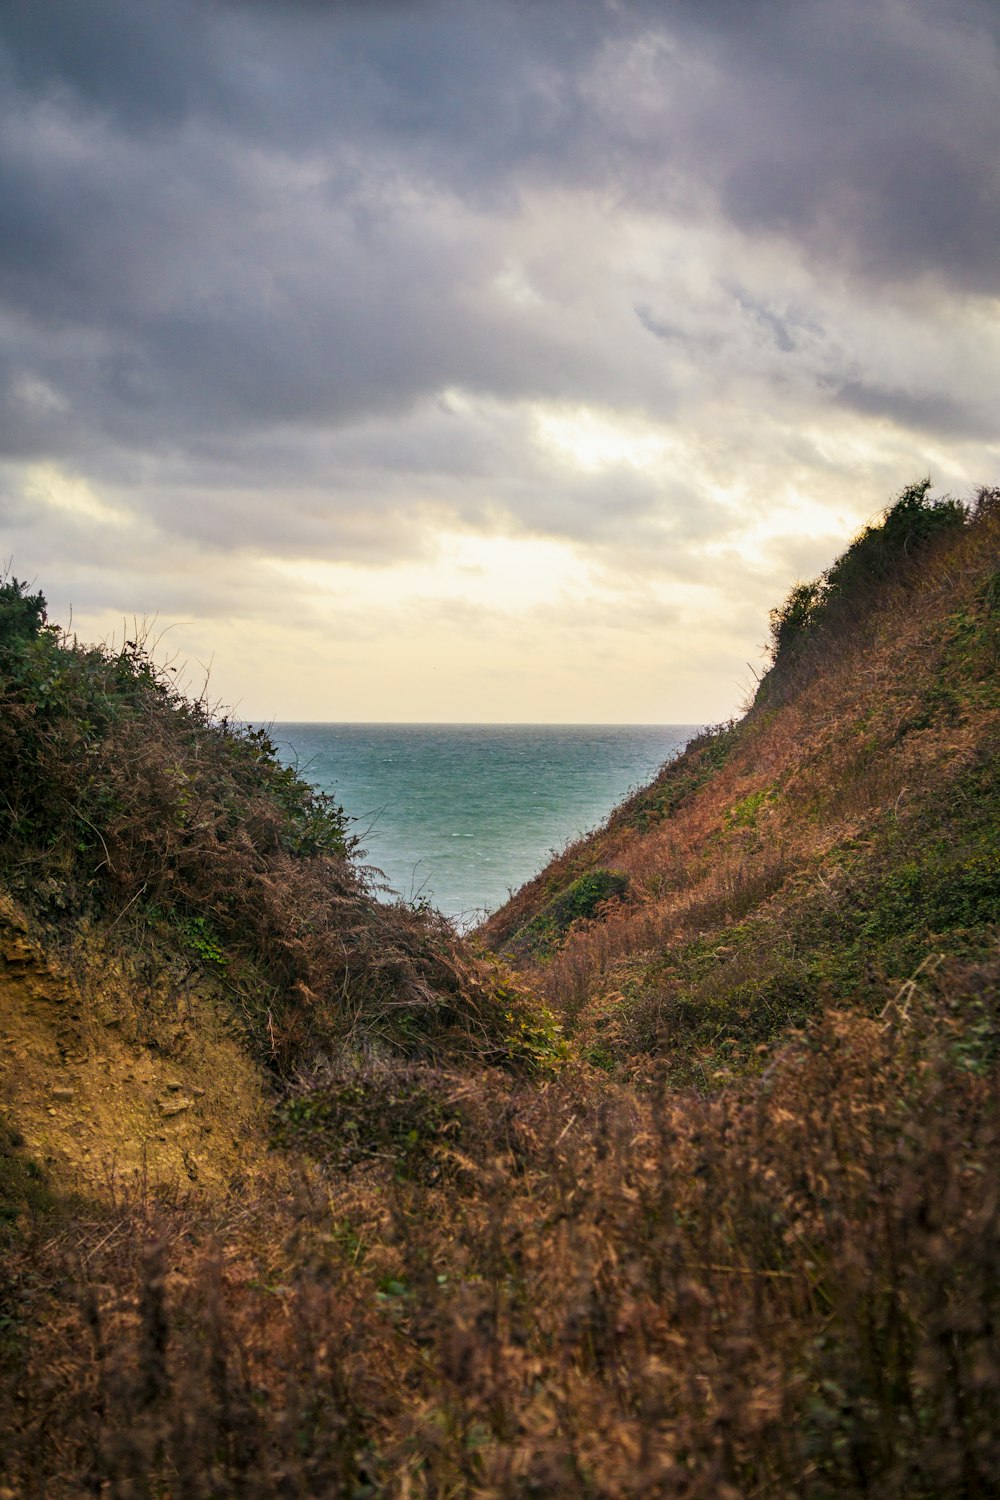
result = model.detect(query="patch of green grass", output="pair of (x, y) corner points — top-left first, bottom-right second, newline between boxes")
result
(725, 787), (778, 829)
(629, 722), (740, 832)
(506, 868), (629, 961)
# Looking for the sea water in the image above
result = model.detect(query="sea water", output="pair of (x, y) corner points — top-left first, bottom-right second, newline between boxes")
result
(268, 724), (697, 928)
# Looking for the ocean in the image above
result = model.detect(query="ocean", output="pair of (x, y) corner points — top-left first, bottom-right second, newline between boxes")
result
(267, 723), (698, 928)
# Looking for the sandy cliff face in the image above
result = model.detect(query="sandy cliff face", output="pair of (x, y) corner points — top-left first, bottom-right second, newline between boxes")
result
(0, 895), (269, 1196)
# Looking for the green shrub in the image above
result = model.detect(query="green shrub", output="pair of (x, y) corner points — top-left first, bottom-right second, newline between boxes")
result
(724, 787), (776, 829)
(0, 577), (48, 647)
(767, 479), (966, 671)
(767, 579), (822, 664)
(274, 1065), (468, 1181)
(507, 868), (630, 960)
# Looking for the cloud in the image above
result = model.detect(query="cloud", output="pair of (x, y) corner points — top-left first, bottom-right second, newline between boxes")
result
(709, 1), (1000, 293)
(832, 381), (993, 441)
(0, 0), (997, 719)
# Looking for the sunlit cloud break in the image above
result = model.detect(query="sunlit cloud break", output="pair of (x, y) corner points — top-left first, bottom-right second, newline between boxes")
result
(1, 0), (998, 720)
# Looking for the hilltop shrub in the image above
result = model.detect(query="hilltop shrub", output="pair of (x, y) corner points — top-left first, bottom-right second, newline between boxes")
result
(768, 578), (822, 664)
(767, 479), (966, 672)
(0, 577), (48, 646)
(0, 596), (353, 885)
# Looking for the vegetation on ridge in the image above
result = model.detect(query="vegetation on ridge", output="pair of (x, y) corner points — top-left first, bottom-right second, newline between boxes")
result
(0, 584), (549, 1075)
(764, 477), (966, 686)
(482, 482), (999, 1085)
(1, 480), (999, 1497)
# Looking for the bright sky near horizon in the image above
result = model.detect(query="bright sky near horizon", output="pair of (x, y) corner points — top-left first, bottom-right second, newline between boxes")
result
(2, 0), (998, 722)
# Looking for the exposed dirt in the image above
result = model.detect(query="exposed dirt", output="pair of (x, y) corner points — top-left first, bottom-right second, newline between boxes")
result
(0, 895), (271, 1198)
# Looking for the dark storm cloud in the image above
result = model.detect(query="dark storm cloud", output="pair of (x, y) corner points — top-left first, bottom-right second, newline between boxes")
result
(4, 0), (998, 283)
(703, 0), (1000, 293)
(0, 1), (219, 132)
(832, 380), (992, 441)
(0, 0), (606, 170)
(0, 0), (997, 571)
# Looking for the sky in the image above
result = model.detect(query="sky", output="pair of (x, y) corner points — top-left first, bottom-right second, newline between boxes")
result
(1, 0), (998, 723)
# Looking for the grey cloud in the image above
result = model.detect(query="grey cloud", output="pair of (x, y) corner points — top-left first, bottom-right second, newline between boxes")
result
(727, 291), (797, 355)
(6, 0), (996, 286)
(572, 2), (1000, 294)
(0, 0), (605, 173)
(0, 61), (667, 452)
(832, 380), (993, 440)
(0, 1), (219, 133)
(0, 0), (997, 590)
(700, 0), (1000, 292)
(636, 307), (727, 358)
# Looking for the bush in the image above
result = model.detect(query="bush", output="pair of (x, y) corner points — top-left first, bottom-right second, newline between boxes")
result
(0, 576), (48, 647)
(767, 479), (966, 670)
(506, 868), (630, 960)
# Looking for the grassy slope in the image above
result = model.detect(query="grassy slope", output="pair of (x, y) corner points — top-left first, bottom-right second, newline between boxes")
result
(1, 486), (999, 1497)
(0, 590), (556, 1196)
(481, 486), (999, 1083)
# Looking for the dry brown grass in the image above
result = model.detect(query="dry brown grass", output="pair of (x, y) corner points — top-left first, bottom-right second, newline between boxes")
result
(485, 493), (1000, 1071)
(3, 491), (998, 1495)
(3, 951), (998, 1497)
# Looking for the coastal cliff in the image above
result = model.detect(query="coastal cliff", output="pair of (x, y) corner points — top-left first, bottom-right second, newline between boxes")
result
(483, 481), (999, 1083)
(2, 483), (998, 1497)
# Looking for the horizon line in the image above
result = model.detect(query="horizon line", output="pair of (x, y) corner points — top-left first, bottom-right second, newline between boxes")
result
(239, 718), (709, 728)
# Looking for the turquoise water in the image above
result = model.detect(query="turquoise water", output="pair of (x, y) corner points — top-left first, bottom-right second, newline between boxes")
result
(268, 724), (696, 927)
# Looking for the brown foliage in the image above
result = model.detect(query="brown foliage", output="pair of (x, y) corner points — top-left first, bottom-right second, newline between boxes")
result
(3, 954), (999, 1497)
(484, 490), (1000, 1076)
(0, 623), (542, 1076)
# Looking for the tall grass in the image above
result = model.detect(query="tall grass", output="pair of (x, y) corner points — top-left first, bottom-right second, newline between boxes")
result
(3, 953), (998, 1496)
(487, 487), (1000, 1080)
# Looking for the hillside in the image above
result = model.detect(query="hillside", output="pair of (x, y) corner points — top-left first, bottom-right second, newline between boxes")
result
(482, 481), (999, 1083)
(0, 589), (554, 1191)
(1, 482), (999, 1498)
